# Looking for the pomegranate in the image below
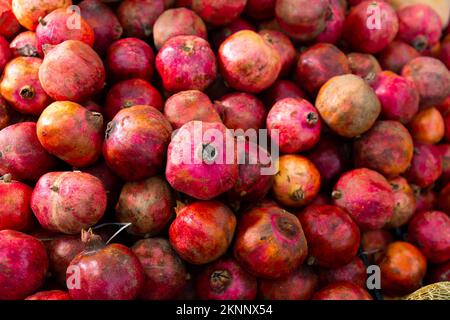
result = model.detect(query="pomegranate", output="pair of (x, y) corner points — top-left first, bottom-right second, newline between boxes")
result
(218, 30), (281, 93)
(354, 121), (414, 177)
(332, 168), (394, 230)
(67, 230), (145, 300)
(0, 230), (48, 299)
(25, 290), (71, 300)
(103, 105), (172, 181)
(31, 171), (107, 234)
(233, 201), (308, 279)
(317, 257), (367, 289)
(191, 0), (247, 26)
(377, 241), (427, 295)
(397, 4), (442, 52)
(414, 186), (438, 213)
(315, 0), (345, 44)
(361, 229), (393, 264)
(195, 257), (257, 300)
(117, 0), (164, 39)
(244, 0), (275, 20)
(211, 18), (256, 50)
(258, 29), (296, 78)
(132, 238), (188, 300)
(343, 0), (399, 54)
(0, 35), (11, 73)
(313, 282), (373, 300)
(297, 43), (351, 95)
(409, 107), (445, 144)
(164, 90), (221, 129)
(37, 101), (103, 167)
(0, 122), (57, 181)
(347, 53), (382, 82)
(377, 40), (420, 74)
(315, 74), (381, 138)
(387, 177), (417, 228)
(298, 204), (360, 268)
(156, 35), (217, 93)
(169, 201), (236, 264)
(39, 40), (105, 102)
(9, 31), (38, 58)
(165, 121), (238, 200)
(404, 143), (442, 188)
(408, 211), (450, 264)
(216, 92), (266, 131)
(258, 266), (318, 300)
(267, 98), (321, 153)
(263, 79), (307, 107)
(153, 8), (207, 50)
(105, 79), (163, 121)
(0, 0), (21, 39)
(78, 0), (123, 55)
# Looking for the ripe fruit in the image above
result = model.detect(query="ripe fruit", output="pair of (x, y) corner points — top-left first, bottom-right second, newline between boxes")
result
(37, 101), (104, 167)
(0, 35), (10, 73)
(361, 229), (393, 263)
(315, 74), (381, 138)
(272, 155), (321, 208)
(35, 8), (94, 56)
(343, 0), (399, 54)
(267, 98), (321, 153)
(169, 201), (236, 265)
(414, 186), (438, 213)
(0, 230), (48, 300)
(377, 241), (427, 295)
(408, 211), (450, 264)
(117, 0), (164, 39)
(315, 0), (345, 45)
(165, 121), (238, 200)
(408, 107), (445, 144)
(296, 43), (351, 95)
(0, 0), (21, 39)
(370, 71), (419, 124)
(233, 202), (308, 279)
(332, 168), (394, 230)
(298, 204), (360, 268)
(387, 177), (416, 228)
(377, 40), (420, 74)
(0, 57), (51, 115)
(354, 121), (414, 177)
(132, 238), (188, 300)
(218, 30), (281, 93)
(317, 257), (367, 289)
(211, 18), (256, 50)
(404, 143), (442, 188)
(9, 31), (38, 58)
(191, 0), (247, 26)
(313, 282), (373, 300)
(275, 0), (329, 41)
(195, 257), (257, 300)
(0, 122), (57, 181)
(39, 40), (105, 102)
(103, 105), (173, 181)
(258, 266), (318, 300)
(164, 90), (221, 129)
(25, 290), (71, 300)
(105, 79), (163, 121)
(347, 53), (382, 82)
(258, 29), (296, 78)
(153, 7), (207, 50)
(156, 35), (217, 93)
(263, 80), (307, 107)
(67, 230), (145, 300)
(116, 176), (174, 237)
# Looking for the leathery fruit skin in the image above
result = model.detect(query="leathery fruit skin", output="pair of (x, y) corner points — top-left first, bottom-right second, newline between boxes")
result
(9, 31), (39, 58)
(361, 229), (393, 264)
(191, 0), (247, 26)
(37, 101), (104, 167)
(169, 201), (236, 265)
(31, 171), (107, 234)
(377, 40), (420, 74)
(332, 168), (394, 230)
(408, 107), (445, 145)
(25, 290), (71, 300)
(386, 177), (416, 228)
(258, 29), (296, 78)
(0, 230), (49, 300)
(404, 143), (442, 188)
(117, 0), (164, 39)
(312, 282), (373, 300)
(317, 257), (367, 289)
(347, 52), (382, 82)
(233, 201), (308, 279)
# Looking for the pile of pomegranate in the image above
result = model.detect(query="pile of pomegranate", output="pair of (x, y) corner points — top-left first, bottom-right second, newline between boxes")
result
(0, 0), (449, 301)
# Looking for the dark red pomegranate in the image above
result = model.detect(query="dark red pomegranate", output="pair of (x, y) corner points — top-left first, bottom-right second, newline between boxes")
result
(317, 257), (367, 289)
(377, 40), (420, 74)
(117, 0), (164, 39)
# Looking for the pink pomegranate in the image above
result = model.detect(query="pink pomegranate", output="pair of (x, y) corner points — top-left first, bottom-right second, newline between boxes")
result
(263, 79), (307, 107)
(116, 176), (174, 237)
(218, 30), (281, 93)
(343, 0), (399, 54)
(9, 31), (39, 58)
(106, 38), (155, 82)
(0, 173), (33, 231)
(211, 18), (255, 50)
(105, 79), (163, 121)
(191, 0), (247, 26)
(165, 121), (238, 200)
(31, 171), (107, 234)
(386, 177), (416, 228)
(0, 0), (21, 39)
(347, 53), (382, 83)
(12, 0), (72, 31)
(117, 0), (164, 39)
(39, 40), (105, 102)
(0, 57), (51, 115)
(267, 98), (321, 153)
(163, 90), (222, 129)
(153, 7), (207, 50)
(37, 101), (104, 167)
(78, 0), (123, 55)
(215, 92), (266, 131)
(233, 202), (308, 279)
(317, 257), (367, 289)
(414, 186), (438, 214)
(315, 0), (345, 45)
(377, 40), (420, 74)
(195, 257), (257, 300)
(156, 35), (217, 93)
(244, 0), (275, 20)
(332, 168), (395, 230)
(0, 122), (57, 181)
(404, 143), (442, 188)
(0, 35), (11, 74)
(103, 105), (173, 181)
(67, 230), (145, 300)
(258, 29), (296, 77)
(313, 282), (373, 300)
(397, 4), (442, 52)
(169, 201), (236, 265)
(132, 238), (188, 300)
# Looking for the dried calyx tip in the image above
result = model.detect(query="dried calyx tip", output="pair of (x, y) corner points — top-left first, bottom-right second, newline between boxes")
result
(0, 173), (12, 183)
